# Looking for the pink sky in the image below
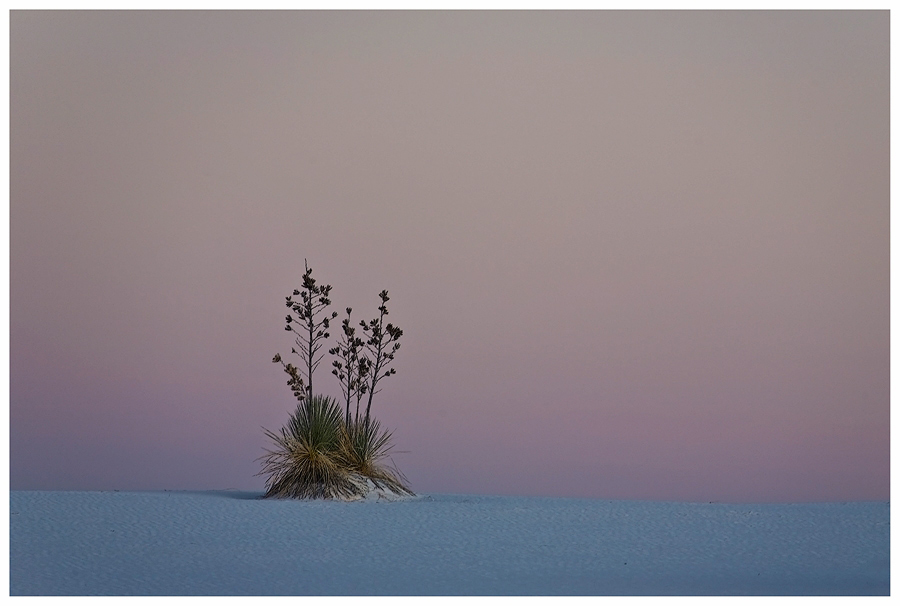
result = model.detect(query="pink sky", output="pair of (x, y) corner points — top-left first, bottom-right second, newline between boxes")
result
(10, 11), (889, 502)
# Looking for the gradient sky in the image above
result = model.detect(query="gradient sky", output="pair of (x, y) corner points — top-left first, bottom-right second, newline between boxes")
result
(10, 11), (889, 502)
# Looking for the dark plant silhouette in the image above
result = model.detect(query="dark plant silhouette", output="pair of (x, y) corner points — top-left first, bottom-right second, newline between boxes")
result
(360, 290), (402, 431)
(273, 260), (338, 402)
(329, 307), (371, 431)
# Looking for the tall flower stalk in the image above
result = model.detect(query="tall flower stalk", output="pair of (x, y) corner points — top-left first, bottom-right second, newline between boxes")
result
(273, 260), (338, 402)
(360, 290), (402, 431)
(329, 307), (371, 431)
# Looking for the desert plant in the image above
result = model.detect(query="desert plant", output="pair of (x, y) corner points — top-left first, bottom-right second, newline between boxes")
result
(263, 267), (412, 499)
(360, 290), (403, 431)
(258, 394), (367, 499)
(258, 394), (413, 499)
(341, 416), (413, 496)
(274, 260), (338, 402)
(329, 307), (371, 431)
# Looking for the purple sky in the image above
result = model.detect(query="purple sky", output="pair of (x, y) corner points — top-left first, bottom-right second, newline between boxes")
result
(10, 11), (889, 502)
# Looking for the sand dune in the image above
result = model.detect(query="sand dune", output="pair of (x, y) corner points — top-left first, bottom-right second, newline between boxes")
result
(9, 491), (889, 595)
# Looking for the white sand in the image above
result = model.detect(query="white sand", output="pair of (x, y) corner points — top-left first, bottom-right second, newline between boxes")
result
(9, 491), (889, 595)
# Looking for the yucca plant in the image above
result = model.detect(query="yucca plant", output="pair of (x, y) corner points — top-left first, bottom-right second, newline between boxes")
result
(341, 416), (414, 497)
(263, 262), (413, 499)
(258, 394), (367, 499)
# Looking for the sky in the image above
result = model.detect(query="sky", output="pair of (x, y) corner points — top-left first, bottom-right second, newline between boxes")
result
(9, 11), (889, 502)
